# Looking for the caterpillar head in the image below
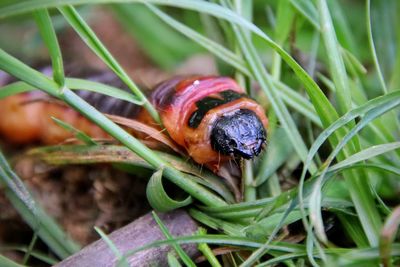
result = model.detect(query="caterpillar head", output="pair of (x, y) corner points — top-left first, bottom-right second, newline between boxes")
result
(211, 109), (266, 159)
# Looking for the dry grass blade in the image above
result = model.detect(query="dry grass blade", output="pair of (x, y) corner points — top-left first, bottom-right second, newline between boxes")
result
(106, 114), (183, 155)
(380, 206), (400, 267)
(28, 144), (234, 202)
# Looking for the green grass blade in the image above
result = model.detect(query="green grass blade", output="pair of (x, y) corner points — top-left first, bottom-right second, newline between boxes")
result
(299, 91), (400, 247)
(123, 234), (303, 258)
(146, 4), (250, 76)
(94, 227), (123, 258)
(341, 47), (367, 76)
(240, 201), (298, 267)
(0, 79), (143, 105)
(289, 0), (319, 29)
(197, 228), (222, 267)
(254, 128), (294, 186)
(308, 105), (400, 246)
(330, 142), (400, 171)
(380, 206), (400, 267)
(147, 169), (193, 212)
(329, 163), (400, 178)
(389, 24), (400, 90)
(0, 81), (32, 99)
(167, 253), (183, 267)
(327, 0), (357, 53)
(66, 78), (143, 104)
(244, 210), (303, 239)
(270, 0), (292, 79)
(0, 149), (80, 258)
(1, 246), (58, 265)
(0, 255), (24, 267)
(0, 48), (58, 96)
(337, 245), (400, 266)
(317, 0), (351, 115)
(112, 3), (201, 70)
(153, 212), (196, 267)
(94, 227), (130, 267)
(33, 9), (65, 87)
(189, 209), (244, 237)
(51, 117), (97, 145)
(58, 5), (160, 123)
(231, 15), (318, 173)
(366, 0), (388, 94)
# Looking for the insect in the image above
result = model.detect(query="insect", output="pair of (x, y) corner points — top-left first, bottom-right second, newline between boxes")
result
(148, 76), (268, 170)
(0, 74), (268, 170)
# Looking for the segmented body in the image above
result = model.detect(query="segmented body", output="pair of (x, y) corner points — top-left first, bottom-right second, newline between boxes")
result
(151, 76), (268, 168)
(0, 73), (268, 169)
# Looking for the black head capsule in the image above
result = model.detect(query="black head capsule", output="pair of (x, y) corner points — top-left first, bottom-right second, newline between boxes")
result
(210, 109), (267, 159)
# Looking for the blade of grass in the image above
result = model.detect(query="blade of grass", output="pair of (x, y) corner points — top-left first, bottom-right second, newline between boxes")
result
(289, 0), (319, 29)
(0, 81), (32, 98)
(318, 73), (400, 160)
(0, 255), (24, 267)
(147, 169), (193, 212)
(240, 201), (301, 267)
(302, 0), (383, 248)
(308, 102), (400, 246)
(29, 144), (234, 203)
(229, 0), (255, 202)
(123, 234), (304, 258)
(221, 0), (318, 173)
(329, 163), (400, 178)
(298, 91), (400, 156)
(254, 128), (294, 186)
(33, 9), (65, 87)
(153, 212), (196, 267)
(380, 206), (400, 267)
(327, 0), (357, 53)
(317, 0), (351, 115)
(389, 24), (400, 90)
(243, 210), (303, 238)
(366, 0), (387, 94)
(189, 209), (244, 237)
(272, 0), (295, 79)
(1, 246), (58, 265)
(66, 78), (143, 104)
(51, 117), (97, 145)
(112, 3), (201, 70)
(22, 233), (38, 265)
(197, 228), (222, 267)
(329, 142), (400, 171)
(58, 5), (160, 123)
(0, 148), (80, 258)
(0, 79), (143, 104)
(167, 253), (182, 267)
(145, 4), (250, 76)
(94, 227), (129, 267)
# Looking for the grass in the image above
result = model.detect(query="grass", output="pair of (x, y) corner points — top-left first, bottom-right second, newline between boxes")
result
(0, 0), (399, 266)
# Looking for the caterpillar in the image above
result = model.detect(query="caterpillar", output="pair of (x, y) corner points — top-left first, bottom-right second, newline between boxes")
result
(148, 76), (268, 170)
(0, 73), (268, 170)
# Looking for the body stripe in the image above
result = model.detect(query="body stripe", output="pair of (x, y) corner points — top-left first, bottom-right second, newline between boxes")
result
(188, 90), (245, 128)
